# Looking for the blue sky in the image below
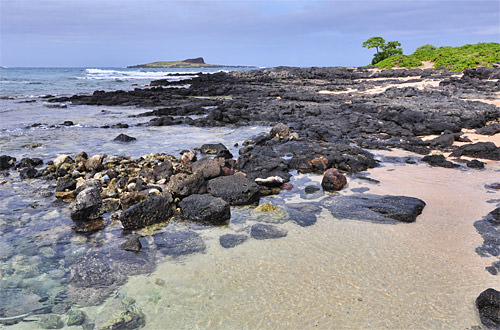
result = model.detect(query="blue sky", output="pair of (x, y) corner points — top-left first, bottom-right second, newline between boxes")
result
(1, 0), (498, 67)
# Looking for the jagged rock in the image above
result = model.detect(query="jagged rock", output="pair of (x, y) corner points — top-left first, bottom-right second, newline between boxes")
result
(19, 167), (38, 179)
(120, 194), (174, 230)
(250, 223), (287, 239)
(219, 234), (248, 248)
(207, 173), (260, 205)
(180, 194), (230, 225)
(321, 168), (347, 191)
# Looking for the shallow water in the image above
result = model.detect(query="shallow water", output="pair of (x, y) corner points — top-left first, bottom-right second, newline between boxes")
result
(74, 150), (499, 329)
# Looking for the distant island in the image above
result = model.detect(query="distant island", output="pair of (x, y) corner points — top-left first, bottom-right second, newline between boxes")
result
(128, 57), (234, 68)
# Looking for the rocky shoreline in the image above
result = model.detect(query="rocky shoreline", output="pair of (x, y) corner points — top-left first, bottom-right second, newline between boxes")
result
(1, 65), (500, 329)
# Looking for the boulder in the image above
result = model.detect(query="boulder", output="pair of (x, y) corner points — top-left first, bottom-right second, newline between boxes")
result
(167, 172), (205, 197)
(321, 168), (347, 191)
(199, 143), (233, 159)
(467, 159), (485, 169)
(53, 154), (72, 168)
(180, 194), (230, 225)
(113, 133), (136, 142)
(207, 173), (260, 205)
(421, 154), (460, 168)
(70, 187), (103, 221)
(219, 234), (248, 248)
(324, 194), (426, 223)
(192, 158), (222, 180)
(120, 194), (174, 230)
(19, 167), (38, 179)
(450, 142), (500, 160)
(0, 155), (16, 170)
(250, 223), (287, 240)
(476, 288), (500, 329)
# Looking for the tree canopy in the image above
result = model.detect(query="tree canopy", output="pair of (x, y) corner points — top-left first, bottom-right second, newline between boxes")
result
(363, 37), (403, 65)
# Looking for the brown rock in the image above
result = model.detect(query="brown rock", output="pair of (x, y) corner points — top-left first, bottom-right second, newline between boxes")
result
(309, 156), (328, 171)
(321, 168), (347, 191)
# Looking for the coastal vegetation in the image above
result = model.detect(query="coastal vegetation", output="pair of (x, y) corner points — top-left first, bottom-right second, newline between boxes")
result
(372, 42), (500, 71)
(362, 36), (403, 64)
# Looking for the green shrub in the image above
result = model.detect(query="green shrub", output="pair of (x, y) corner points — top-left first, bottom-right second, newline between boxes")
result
(371, 42), (500, 71)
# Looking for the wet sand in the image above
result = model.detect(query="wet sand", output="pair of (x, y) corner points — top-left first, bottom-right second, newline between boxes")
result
(83, 149), (500, 330)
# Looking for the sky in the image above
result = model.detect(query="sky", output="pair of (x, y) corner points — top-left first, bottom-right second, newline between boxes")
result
(0, 0), (499, 67)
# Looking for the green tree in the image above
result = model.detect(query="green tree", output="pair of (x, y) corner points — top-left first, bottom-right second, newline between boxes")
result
(362, 37), (386, 54)
(363, 37), (403, 64)
(415, 44), (437, 52)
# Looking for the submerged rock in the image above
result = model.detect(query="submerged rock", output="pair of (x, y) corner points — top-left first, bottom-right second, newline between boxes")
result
(120, 194), (174, 230)
(323, 194), (426, 223)
(219, 233), (248, 248)
(476, 288), (500, 329)
(66, 309), (86, 326)
(154, 231), (206, 256)
(207, 173), (260, 205)
(100, 296), (145, 330)
(120, 235), (142, 252)
(180, 194), (230, 225)
(250, 223), (287, 240)
(39, 314), (64, 329)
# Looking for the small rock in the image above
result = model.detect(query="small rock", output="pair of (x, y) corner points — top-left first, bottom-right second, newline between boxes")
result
(198, 143), (233, 159)
(66, 309), (86, 326)
(180, 150), (197, 164)
(73, 218), (106, 233)
(250, 223), (287, 240)
(192, 158), (222, 180)
(167, 172), (205, 198)
(86, 154), (104, 172)
(321, 168), (347, 191)
(207, 172), (260, 206)
(467, 159), (485, 169)
(56, 176), (77, 192)
(269, 123), (290, 139)
(39, 314), (64, 329)
(219, 234), (248, 248)
(113, 134), (136, 142)
(53, 154), (72, 168)
(255, 202), (280, 212)
(120, 235), (142, 252)
(476, 288), (500, 329)
(19, 167), (37, 179)
(305, 185), (321, 194)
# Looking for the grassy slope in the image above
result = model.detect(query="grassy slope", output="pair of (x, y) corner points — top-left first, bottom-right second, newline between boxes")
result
(374, 42), (500, 71)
